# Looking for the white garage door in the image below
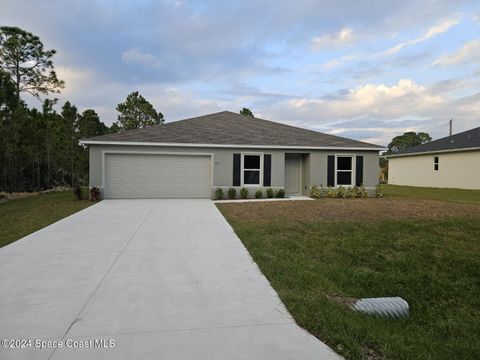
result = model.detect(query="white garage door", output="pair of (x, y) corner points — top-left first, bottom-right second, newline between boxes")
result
(105, 153), (211, 199)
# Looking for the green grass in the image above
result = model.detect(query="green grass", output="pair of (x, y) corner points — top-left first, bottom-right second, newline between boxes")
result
(219, 186), (480, 359)
(227, 217), (480, 359)
(384, 184), (480, 204)
(0, 191), (94, 248)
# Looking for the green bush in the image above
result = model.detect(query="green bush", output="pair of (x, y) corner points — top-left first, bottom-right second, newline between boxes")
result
(325, 186), (336, 198)
(73, 185), (82, 200)
(335, 186), (346, 198)
(375, 184), (383, 198)
(214, 187), (224, 200)
(275, 189), (285, 198)
(310, 185), (322, 199)
(255, 190), (263, 199)
(266, 188), (274, 198)
(345, 187), (355, 198)
(358, 184), (368, 198)
(352, 186), (360, 197)
(228, 187), (237, 199)
(240, 187), (249, 199)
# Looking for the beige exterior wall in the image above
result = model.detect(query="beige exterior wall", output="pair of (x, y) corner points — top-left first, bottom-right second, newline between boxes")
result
(388, 150), (480, 190)
(88, 144), (380, 198)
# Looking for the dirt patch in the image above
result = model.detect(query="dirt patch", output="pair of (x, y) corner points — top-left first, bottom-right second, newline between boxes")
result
(216, 198), (480, 224)
(0, 187), (72, 203)
(0, 192), (38, 202)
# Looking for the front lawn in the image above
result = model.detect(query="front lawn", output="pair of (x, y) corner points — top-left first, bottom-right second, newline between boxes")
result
(0, 191), (94, 248)
(217, 195), (480, 359)
(384, 184), (480, 204)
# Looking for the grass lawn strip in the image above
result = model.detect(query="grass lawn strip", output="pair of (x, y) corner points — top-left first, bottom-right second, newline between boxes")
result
(218, 192), (480, 359)
(0, 191), (94, 248)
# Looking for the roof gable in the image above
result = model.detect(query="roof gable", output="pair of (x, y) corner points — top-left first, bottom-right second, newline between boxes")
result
(81, 111), (382, 149)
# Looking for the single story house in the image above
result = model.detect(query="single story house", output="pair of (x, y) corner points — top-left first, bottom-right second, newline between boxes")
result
(387, 127), (480, 190)
(79, 111), (383, 199)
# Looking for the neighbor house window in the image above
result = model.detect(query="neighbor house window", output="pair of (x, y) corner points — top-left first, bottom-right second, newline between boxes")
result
(242, 154), (262, 185)
(434, 156), (439, 171)
(336, 156), (353, 186)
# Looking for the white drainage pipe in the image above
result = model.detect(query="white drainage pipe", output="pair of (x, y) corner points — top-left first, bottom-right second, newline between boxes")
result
(351, 297), (409, 317)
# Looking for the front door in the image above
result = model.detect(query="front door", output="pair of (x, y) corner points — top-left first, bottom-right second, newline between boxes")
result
(285, 155), (301, 195)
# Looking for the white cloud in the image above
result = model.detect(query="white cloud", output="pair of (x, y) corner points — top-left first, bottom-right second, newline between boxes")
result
(385, 17), (459, 55)
(55, 66), (97, 94)
(312, 28), (354, 50)
(323, 54), (357, 69)
(121, 47), (162, 68)
(259, 78), (480, 144)
(322, 17), (459, 68)
(281, 79), (443, 120)
(433, 38), (480, 66)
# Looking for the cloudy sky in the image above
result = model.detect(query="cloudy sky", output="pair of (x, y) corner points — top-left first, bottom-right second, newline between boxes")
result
(2, 0), (479, 145)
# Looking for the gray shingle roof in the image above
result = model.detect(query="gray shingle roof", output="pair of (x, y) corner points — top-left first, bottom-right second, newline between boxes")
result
(389, 127), (480, 157)
(81, 111), (382, 149)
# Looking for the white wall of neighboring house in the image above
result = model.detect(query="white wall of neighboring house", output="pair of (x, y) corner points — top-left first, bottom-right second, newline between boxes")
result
(388, 150), (480, 190)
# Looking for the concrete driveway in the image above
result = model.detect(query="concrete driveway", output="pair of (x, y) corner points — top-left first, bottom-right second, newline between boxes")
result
(0, 200), (339, 359)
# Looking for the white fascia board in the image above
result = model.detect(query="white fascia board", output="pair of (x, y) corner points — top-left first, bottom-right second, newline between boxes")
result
(78, 140), (385, 151)
(387, 146), (480, 158)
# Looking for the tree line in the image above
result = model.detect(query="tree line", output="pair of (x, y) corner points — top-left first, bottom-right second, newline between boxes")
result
(0, 26), (165, 192)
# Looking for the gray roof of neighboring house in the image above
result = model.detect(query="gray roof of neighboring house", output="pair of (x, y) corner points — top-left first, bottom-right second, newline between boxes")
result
(388, 127), (480, 157)
(80, 111), (382, 149)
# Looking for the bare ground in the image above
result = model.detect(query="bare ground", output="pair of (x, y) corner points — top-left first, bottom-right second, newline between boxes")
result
(217, 198), (480, 224)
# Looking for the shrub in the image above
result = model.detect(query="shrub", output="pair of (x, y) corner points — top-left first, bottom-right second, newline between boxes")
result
(335, 186), (346, 198)
(214, 187), (224, 200)
(228, 187), (237, 199)
(275, 189), (285, 198)
(310, 185), (322, 199)
(255, 190), (263, 199)
(73, 184), (82, 200)
(375, 184), (383, 198)
(358, 184), (368, 198)
(240, 187), (249, 199)
(89, 186), (101, 201)
(325, 186), (336, 198)
(266, 188), (274, 198)
(345, 187), (355, 198)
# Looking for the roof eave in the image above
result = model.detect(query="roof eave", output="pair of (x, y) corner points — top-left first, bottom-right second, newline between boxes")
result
(386, 146), (480, 158)
(79, 139), (385, 151)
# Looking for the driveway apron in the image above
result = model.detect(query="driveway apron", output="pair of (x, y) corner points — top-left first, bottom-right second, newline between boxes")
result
(0, 199), (339, 359)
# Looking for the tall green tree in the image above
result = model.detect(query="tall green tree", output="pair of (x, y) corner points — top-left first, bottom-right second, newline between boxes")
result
(0, 71), (20, 189)
(387, 131), (432, 154)
(115, 91), (164, 131)
(42, 98), (57, 185)
(240, 107), (254, 117)
(78, 109), (108, 138)
(61, 101), (78, 186)
(0, 26), (64, 101)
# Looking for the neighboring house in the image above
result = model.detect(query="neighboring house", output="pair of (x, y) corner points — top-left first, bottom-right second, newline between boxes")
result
(79, 111), (383, 199)
(387, 127), (480, 190)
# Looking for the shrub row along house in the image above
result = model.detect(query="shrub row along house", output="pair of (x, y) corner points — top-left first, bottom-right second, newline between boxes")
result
(387, 127), (480, 190)
(80, 111), (383, 199)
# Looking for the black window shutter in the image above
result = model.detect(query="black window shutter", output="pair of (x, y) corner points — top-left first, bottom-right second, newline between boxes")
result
(355, 156), (364, 186)
(327, 155), (335, 186)
(233, 154), (241, 186)
(263, 154), (271, 186)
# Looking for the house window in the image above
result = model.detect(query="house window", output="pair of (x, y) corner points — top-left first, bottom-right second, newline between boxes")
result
(434, 156), (439, 171)
(336, 156), (353, 186)
(243, 154), (262, 185)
